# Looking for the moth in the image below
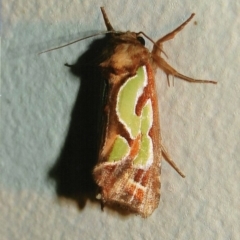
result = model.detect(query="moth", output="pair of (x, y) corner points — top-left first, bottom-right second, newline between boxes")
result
(41, 7), (216, 218)
(92, 7), (216, 218)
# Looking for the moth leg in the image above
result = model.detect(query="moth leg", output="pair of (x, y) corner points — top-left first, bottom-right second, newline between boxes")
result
(151, 14), (217, 84)
(152, 55), (217, 84)
(161, 144), (185, 178)
(155, 13), (195, 49)
(152, 13), (195, 59)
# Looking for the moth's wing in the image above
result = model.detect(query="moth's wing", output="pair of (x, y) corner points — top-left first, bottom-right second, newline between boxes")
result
(93, 63), (162, 217)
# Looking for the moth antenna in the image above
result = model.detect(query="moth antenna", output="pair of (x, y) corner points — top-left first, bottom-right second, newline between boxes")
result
(38, 30), (116, 54)
(137, 31), (168, 58)
(100, 7), (114, 31)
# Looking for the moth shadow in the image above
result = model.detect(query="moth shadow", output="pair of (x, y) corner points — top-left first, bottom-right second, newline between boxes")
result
(48, 37), (108, 209)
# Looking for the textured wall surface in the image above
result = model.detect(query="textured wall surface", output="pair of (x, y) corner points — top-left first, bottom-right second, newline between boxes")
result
(1, 0), (239, 239)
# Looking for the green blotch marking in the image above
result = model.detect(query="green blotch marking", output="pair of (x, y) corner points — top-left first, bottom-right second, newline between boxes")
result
(108, 66), (153, 165)
(117, 66), (146, 139)
(108, 135), (130, 162)
(133, 134), (151, 165)
(140, 100), (153, 135)
(133, 101), (153, 166)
